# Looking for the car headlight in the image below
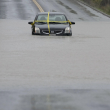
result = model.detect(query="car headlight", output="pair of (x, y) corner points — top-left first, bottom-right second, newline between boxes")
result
(65, 27), (71, 33)
(35, 27), (40, 33)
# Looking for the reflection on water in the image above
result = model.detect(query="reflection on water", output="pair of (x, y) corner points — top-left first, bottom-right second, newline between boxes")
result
(1, 89), (110, 110)
(33, 35), (72, 39)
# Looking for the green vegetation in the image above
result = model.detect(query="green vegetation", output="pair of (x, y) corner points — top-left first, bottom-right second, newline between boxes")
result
(80, 0), (110, 15)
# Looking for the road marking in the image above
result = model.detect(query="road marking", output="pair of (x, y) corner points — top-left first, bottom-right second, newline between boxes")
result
(32, 0), (44, 12)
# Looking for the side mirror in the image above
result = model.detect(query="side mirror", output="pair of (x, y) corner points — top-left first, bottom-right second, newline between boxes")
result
(71, 22), (75, 25)
(28, 21), (33, 25)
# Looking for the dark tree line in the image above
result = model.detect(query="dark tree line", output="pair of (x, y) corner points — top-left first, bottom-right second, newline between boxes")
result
(82, 0), (110, 6)
(81, 0), (110, 14)
(100, 0), (110, 6)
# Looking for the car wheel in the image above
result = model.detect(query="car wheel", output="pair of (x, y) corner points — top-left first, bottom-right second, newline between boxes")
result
(32, 29), (35, 35)
(69, 33), (72, 36)
(32, 31), (34, 35)
(67, 33), (72, 36)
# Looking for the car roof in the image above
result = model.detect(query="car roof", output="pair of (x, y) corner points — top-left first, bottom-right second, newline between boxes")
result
(37, 12), (65, 15)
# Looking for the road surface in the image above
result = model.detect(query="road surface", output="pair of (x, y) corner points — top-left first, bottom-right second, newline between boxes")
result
(0, 0), (110, 21)
(0, 0), (110, 110)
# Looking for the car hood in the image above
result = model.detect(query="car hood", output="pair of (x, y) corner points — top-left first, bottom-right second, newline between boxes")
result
(35, 23), (69, 30)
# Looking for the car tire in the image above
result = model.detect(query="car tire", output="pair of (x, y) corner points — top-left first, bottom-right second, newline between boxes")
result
(32, 29), (35, 35)
(67, 33), (72, 36)
(32, 32), (34, 35)
(70, 33), (72, 36)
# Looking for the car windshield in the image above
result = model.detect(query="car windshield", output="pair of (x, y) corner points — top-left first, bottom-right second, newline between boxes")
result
(35, 14), (68, 24)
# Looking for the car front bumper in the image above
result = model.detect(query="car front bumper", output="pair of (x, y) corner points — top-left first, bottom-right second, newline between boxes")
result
(34, 29), (72, 36)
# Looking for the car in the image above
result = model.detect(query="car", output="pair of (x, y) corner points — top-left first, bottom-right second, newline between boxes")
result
(28, 12), (75, 36)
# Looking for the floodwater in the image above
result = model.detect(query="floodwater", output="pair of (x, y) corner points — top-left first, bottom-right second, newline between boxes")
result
(1, 89), (110, 110)
(0, 20), (110, 89)
(0, 19), (110, 110)
(1, 0), (110, 109)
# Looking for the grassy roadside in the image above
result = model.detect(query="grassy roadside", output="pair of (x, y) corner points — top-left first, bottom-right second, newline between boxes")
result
(80, 0), (110, 15)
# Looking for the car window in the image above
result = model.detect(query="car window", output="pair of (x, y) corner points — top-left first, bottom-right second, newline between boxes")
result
(37, 15), (48, 21)
(36, 14), (67, 21)
(49, 15), (67, 21)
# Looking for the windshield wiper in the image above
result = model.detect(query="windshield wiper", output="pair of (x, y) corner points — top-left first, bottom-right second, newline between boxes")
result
(38, 22), (46, 24)
(49, 22), (64, 24)
(36, 22), (67, 24)
(36, 22), (46, 24)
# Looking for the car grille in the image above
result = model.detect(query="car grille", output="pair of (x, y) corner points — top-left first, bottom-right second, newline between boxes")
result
(42, 30), (63, 34)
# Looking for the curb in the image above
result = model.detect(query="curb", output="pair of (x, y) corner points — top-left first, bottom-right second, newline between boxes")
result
(77, 0), (110, 18)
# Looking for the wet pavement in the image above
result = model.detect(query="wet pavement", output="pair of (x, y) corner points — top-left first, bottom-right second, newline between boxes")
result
(0, 0), (39, 20)
(0, 0), (110, 110)
(1, 89), (110, 110)
(37, 0), (110, 21)
(0, 0), (110, 21)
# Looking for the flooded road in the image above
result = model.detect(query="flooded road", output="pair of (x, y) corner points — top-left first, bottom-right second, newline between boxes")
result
(0, 19), (110, 88)
(1, 89), (110, 110)
(0, 19), (110, 110)
(0, 0), (110, 110)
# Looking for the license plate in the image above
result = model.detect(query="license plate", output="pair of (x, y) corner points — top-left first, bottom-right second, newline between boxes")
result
(51, 31), (54, 34)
